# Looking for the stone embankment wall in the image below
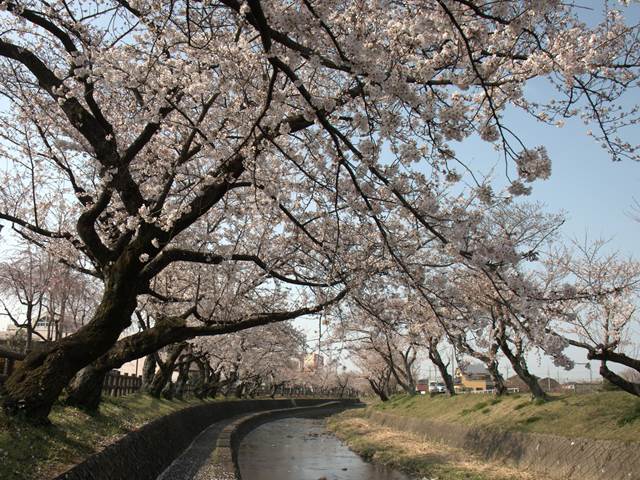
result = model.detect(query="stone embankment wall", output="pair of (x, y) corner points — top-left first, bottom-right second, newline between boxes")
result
(55, 398), (357, 480)
(362, 410), (639, 480)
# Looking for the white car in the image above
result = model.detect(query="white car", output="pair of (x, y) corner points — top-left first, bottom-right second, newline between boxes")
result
(428, 381), (446, 393)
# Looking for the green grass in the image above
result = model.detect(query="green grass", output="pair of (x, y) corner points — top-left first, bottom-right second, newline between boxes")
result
(0, 394), (210, 480)
(368, 391), (640, 442)
(617, 401), (640, 426)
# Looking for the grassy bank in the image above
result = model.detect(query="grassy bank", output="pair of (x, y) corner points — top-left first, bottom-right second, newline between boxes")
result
(370, 391), (640, 442)
(328, 391), (640, 480)
(0, 394), (210, 480)
(328, 412), (536, 480)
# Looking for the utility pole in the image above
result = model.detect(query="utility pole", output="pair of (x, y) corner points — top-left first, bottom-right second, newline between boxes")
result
(451, 344), (456, 381)
(547, 366), (551, 391)
(318, 314), (321, 356)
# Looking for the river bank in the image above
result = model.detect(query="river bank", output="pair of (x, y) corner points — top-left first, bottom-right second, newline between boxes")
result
(328, 412), (536, 480)
(0, 394), (213, 480)
(327, 392), (640, 480)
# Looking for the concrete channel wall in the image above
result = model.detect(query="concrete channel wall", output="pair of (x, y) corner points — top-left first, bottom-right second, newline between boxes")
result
(362, 410), (639, 480)
(54, 398), (358, 480)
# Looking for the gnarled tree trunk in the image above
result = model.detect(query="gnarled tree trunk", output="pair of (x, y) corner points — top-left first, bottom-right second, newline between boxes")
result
(174, 357), (193, 400)
(141, 354), (157, 390)
(486, 359), (507, 396)
(147, 343), (186, 398)
(2, 263), (139, 422)
(64, 315), (192, 409)
(161, 380), (175, 400)
(65, 365), (109, 412)
(427, 337), (455, 396)
(498, 338), (548, 401)
(368, 377), (389, 402)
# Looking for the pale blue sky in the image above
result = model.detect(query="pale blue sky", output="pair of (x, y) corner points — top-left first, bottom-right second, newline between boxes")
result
(455, 0), (640, 261)
(455, 98), (640, 259)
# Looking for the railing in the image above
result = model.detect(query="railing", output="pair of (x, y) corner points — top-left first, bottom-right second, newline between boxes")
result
(103, 371), (142, 397)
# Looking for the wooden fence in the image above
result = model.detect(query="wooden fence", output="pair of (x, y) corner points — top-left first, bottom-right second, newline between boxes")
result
(103, 370), (142, 397)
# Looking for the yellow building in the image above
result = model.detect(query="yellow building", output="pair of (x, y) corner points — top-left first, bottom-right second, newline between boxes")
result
(454, 363), (495, 392)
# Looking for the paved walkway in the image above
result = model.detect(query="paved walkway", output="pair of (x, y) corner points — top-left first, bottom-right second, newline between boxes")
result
(156, 416), (238, 480)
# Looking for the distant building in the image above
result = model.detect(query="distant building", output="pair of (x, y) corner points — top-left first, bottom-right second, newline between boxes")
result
(505, 375), (561, 393)
(416, 378), (429, 394)
(118, 358), (142, 377)
(454, 363), (495, 392)
(304, 353), (324, 371)
(0, 322), (52, 383)
(0, 315), (74, 343)
(561, 381), (601, 394)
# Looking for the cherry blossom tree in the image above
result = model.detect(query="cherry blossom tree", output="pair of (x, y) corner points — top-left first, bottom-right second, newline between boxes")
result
(0, 0), (638, 421)
(334, 286), (422, 396)
(0, 246), (98, 353)
(548, 242), (640, 396)
(351, 348), (395, 401)
(64, 256), (344, 410)
(193, 322), (306, 398)
(402, 201), (569, 400)
(0, 248), (54, 353)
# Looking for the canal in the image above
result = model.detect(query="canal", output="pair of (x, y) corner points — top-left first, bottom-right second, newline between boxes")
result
(238, 417), (410, 480)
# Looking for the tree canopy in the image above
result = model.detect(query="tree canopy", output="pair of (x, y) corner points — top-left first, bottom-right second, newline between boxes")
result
(0, 0), (638, 421)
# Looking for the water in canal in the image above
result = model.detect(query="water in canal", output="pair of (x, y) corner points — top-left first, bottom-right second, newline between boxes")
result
(238, 417), (411, 480)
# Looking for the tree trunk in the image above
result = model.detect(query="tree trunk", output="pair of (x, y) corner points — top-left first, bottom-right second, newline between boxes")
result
(270, 382), (283, 398)
(486, 359), (507, 396)
(161, 380), (175, 400)
(193, 358), (209, 399)
(401, 347), (417, 395)
(427, 338), (455, 396)
(174, 359), (191, 400)
(147, 343), (186, 398)
(62, 317), (192, 409)
(234, 382), (245, 398)
(204, 371), (221, 398)
(388, 365), (415, 395)
(65, 365), (108, 412)
(141, 354), (156, 389)
(498, 340), (548, 401)
(338, 381), (347, 398)
(599, 361), (640, 396)
(368, 378), (389, 401)
(25, 304), (33, 353)
(246, 381), (260, 398)
(2, 267), (139, 422)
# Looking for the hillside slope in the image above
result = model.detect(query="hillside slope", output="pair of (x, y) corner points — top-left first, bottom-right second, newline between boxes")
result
(371, 391), (640, 442)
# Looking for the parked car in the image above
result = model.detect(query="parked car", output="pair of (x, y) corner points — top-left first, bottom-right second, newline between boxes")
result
(428, 381), (446, 393)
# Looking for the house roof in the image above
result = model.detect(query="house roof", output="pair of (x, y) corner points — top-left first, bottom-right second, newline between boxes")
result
(460, 363), (491, 376)
(505, 375), (560, 391)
